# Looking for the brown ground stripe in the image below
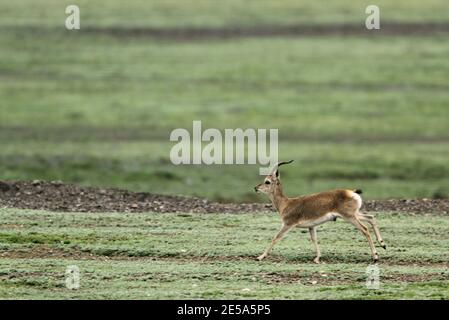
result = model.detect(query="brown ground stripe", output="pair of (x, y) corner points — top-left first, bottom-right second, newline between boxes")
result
(1, 180), (449, 214)
(8, 22), (449, 40)
(1, 126), (449, 144)
(1, 247), (448, 268)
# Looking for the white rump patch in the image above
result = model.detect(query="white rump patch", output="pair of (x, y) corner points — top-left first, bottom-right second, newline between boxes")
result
(351, 192), (363, 210)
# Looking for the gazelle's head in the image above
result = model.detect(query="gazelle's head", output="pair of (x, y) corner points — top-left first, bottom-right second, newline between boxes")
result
(254, 160), (293, 195)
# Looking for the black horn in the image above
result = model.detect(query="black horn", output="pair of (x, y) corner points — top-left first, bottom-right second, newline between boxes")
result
(271, 160), (294, 174)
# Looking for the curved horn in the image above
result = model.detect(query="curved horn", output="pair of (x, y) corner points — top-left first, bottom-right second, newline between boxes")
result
(270, 160), (294, 174)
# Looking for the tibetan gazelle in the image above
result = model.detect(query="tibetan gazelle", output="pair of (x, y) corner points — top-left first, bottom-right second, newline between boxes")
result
(254, 160), (386, 263)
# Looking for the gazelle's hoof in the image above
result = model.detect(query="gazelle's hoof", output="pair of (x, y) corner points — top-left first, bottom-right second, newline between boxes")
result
(313, 257), (321, 264)
(373, 256), (379, 263)
(256, 255), (265, 261)
(381, 243), (387, 250)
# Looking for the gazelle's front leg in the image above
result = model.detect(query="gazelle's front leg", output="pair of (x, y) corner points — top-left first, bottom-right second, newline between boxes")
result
(257, 224), (292, 261)
(309, 227), (321, 264)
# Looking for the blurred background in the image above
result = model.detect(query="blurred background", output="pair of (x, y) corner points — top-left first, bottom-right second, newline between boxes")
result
(1, 0), (449, 202)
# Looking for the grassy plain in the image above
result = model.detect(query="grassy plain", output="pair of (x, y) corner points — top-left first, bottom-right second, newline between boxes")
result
(1, 1), (449, 201)
(0, 208), (448, 299)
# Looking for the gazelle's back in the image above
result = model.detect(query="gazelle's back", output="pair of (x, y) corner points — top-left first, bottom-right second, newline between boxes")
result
(284, 189), (361, 223)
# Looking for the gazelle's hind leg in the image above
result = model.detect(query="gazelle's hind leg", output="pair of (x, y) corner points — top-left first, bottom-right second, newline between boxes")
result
(358, 213), (386, 250)
(309, 227), (321, 264)
(346, 216), (379, 262)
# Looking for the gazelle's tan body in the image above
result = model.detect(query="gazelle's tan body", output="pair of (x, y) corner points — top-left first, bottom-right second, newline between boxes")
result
(255, 161), (386, 263)
(274, 189), (363, 227)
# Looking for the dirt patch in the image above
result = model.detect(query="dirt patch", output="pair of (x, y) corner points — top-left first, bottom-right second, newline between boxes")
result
(2, 246), (448, 269)
(2, 248), (447, 286)
(7, 22), (449, 43)
(362, 199), (449, 215)
(0, 246), (242, 262)
(1, 180), (448, 214)
(2, 126), (449, 143)
(0, 180), (270, 213)
(120, 270), (448, 285)
(79, 22), (449, 40)
(259, 271), (448, 285)
(0, 246), (101, 260)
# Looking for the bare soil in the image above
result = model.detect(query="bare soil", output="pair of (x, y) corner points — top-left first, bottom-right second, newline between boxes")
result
(8, 22), (449, 43)
(0, 255), (443, 285)
(2, 126), (449, 143)
(81, 22), (449, 40)
(1, 180), (448, 214)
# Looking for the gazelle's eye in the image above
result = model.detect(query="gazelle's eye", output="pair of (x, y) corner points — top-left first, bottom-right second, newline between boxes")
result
(264, 181), (270, 184)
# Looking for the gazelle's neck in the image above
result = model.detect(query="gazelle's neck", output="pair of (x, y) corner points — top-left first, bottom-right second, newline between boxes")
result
(268, 184), (288, 213)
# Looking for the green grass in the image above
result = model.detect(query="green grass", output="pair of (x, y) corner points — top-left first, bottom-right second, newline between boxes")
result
(2, 141), (449, 201)
(2, 0), (449, 28)
(0, 208), (448, 299)
(2, 34), (449, 135)
(1, 0), (449, 201)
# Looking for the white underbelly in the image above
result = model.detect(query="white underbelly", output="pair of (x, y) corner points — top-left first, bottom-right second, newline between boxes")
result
(297, 212), (340, 228)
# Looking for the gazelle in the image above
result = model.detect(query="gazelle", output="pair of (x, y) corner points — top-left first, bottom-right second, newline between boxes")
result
(254, 160), (386, 263)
